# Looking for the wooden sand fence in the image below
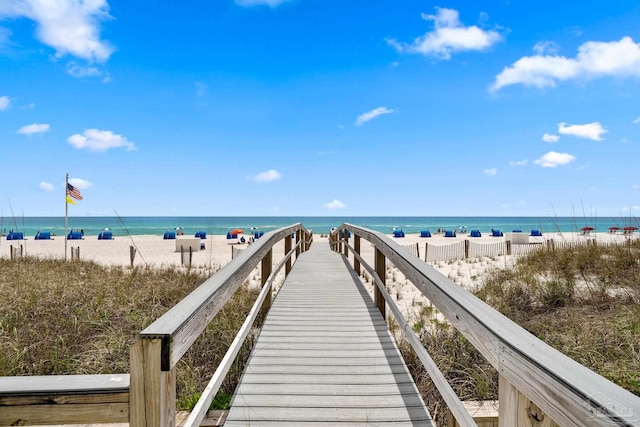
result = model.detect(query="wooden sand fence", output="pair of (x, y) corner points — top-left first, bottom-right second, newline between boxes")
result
(404, 236), (628, 264)
(332, 224), (640, 427)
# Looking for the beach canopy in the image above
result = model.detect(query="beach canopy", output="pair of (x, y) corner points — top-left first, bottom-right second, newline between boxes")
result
(609, 226), (620, 231)
(581, 227), (595, 231)
(623, 226), (638, 231)
(230, 229), (244, 235)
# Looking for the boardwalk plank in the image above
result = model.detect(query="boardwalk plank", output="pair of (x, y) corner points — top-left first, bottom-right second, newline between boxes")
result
(225, 244), (434, 426)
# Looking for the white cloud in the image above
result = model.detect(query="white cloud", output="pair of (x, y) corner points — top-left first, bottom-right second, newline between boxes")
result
(633, 117), (640, 124)
(533, 40), (559, 55)
(492, 37), (640, 91)
(509, 159), (528, 166)
(0, 0), (114, 62)
(534, 151), (576, 168)
(234, 0), (291, 7)
(17, 123), (50, 135)
(355, 107), (395, 126)
(558, 122), (607, 141)
(39, 181), (54, 191)
(66, 63), (110, 83)
(0, 95), (10, 110)
(386, 7), (502, 60)
(542, 133), (559, 143)
(484, 168), (497, 176)
(67, 129), (136, 151)
(68, 177), (92, 189)
(324, 199), (346, 210)
(249, 169), (282, 183)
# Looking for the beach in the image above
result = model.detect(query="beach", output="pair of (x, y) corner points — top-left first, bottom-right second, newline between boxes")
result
(2, 229), (635, 323)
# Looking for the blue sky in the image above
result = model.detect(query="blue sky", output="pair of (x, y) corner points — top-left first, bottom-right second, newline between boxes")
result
(1, 0), (640, 217)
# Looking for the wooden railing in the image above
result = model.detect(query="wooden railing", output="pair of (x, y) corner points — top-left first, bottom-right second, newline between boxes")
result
(330, 223), (640, 427)
(0, 223), (313, 427)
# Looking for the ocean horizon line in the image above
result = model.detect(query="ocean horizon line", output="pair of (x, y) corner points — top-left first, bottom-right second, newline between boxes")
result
(2, 215), (637, 238)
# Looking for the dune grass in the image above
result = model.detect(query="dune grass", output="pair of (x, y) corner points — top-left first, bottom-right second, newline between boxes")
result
(400, 238), (640, 425)
(0, 256), (259, 409)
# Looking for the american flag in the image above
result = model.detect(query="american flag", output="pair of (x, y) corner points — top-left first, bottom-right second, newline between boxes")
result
(67, 183), (83, 200)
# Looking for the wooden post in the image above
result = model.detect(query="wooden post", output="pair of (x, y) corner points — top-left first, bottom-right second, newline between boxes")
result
(130, 245), (137, 267)
(260, 249), (273, 320)
(416, 242), (420, 259)
(285, 234), (292, 276)
(499, 374), (561, 427)
(424, 242), (428, 262)
(129, 338), (176, 427)
(374, 248), (386, 320)
(498, 375), (518, 427)
(464, 239), (470, 259)
(506, 240), (512, 256)
(354, 235), (361, 276)
(295, 230), (301, 257)
(343, 230), (349, 257)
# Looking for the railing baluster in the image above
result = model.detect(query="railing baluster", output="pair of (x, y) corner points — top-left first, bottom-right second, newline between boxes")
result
(374, 248), (386, 319)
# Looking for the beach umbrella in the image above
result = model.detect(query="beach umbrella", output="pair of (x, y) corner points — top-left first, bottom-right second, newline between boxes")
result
(623, 226), (638, 231)
(581, 226), (595, 231)
(231, 229), (244, 234)
(609, 226), (620, 231)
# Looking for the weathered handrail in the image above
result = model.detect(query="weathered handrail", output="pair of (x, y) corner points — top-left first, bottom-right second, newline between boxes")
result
(346, 240), (477, 427)
(331, 223), (640, 427)
(130, 223), (312, 427)
(183, 237), (304, 427)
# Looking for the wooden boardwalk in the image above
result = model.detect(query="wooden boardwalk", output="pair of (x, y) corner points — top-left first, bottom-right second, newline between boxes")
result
(225, 243), (434, 426)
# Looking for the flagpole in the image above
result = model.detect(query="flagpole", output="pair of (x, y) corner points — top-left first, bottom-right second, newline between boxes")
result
(65, 173), (68, 261)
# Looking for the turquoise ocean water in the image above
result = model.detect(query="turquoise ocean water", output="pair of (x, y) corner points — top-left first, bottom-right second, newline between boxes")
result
(2, 216), (637, 238)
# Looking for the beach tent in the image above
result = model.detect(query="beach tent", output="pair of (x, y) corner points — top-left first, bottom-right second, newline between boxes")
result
(68, 230), (83, 240)
(444, 230), (456, 238)
(163, 231), (176, 240)
(491, 229), (503, 237)
(98, 230), (113, 240)
(392, 229), (405, 238)
(35, 231), (51, 240)
(7, 231), (24, 240)
(580, 227), (595, 235)
(470, 229), (482, 238)
(530, 230), (543, 237)
(195, 230), (206, 239)
(420, 230), (431, 238)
